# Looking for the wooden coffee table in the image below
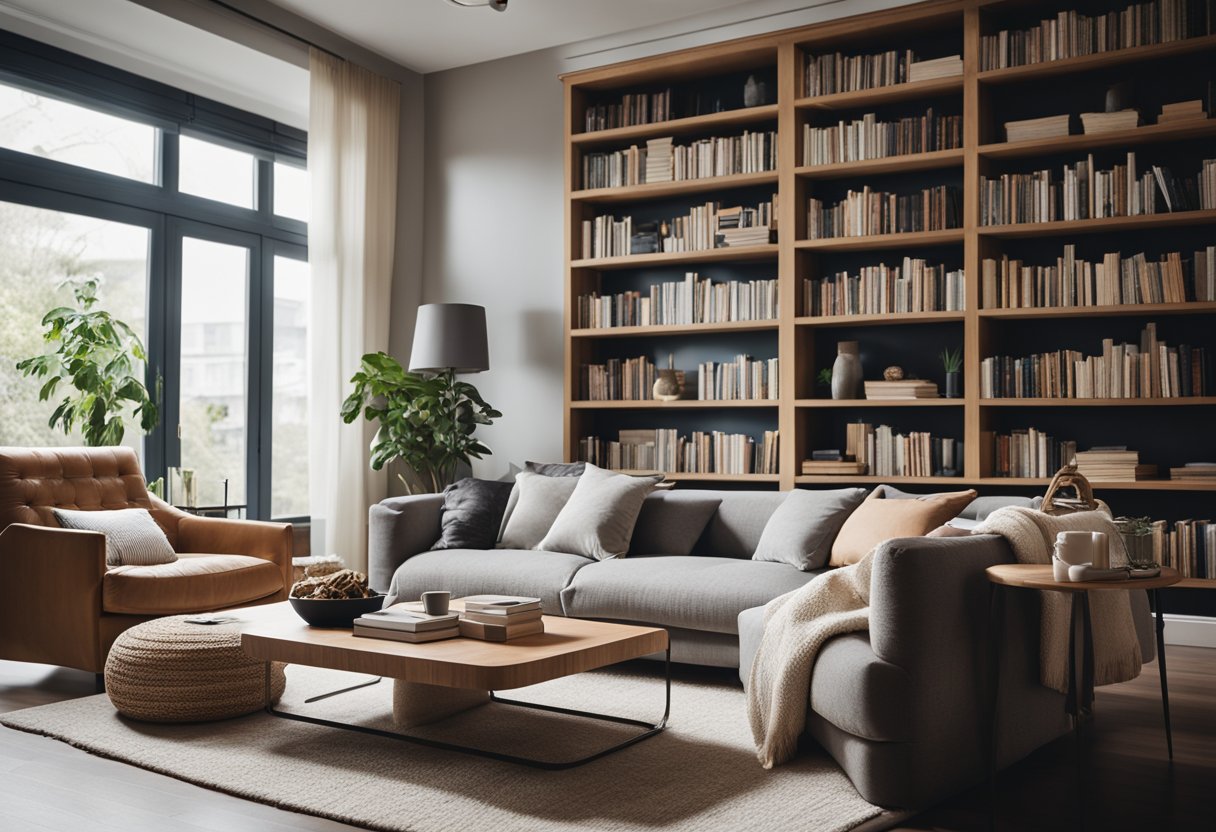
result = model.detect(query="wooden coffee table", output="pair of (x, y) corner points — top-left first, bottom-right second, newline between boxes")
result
(239, 601), (670, 769)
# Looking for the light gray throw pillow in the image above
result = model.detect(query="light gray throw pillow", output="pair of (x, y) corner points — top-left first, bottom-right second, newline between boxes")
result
(752, 487), (867, 571)
(53, 507), (177, 567)
(498, 472), (580, 550)
(539, 464), (662, 560)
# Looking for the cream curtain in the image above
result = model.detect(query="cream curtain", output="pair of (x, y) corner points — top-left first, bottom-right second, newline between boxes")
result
(307, 49), (400, 572)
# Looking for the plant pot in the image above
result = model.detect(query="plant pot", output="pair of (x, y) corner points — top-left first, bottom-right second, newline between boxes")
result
(831, 341), (862, 400)
(653, 368), (682, 401)
(945, 371), (961, 399)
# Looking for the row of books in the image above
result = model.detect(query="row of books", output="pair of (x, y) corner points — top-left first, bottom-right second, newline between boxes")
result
(698, 355), (780, 401)
(801, 108), (963, 166)
(807, 185), (961, 239)
(986, 428), (1078, 479)
(1152, 518), (1214, 579)
(574, 274), (778, 329)
(803, 258), (966, 316)
(803, 50), (961, 97)
(579, 429), (780, 475)
(580, 356), (656, 401)
(581, 197), (776, 259)
(1170, 462), (1216, 480)
(980, 245), (1216, 309)
(844, 421), (963, 477)
(581, 130), (778, 190)
(1002, 110), (1148, 142)
(584, 88), (673, 132)
(979, 0), (1216, 71)
(353, 596), (545, 644)
(978, 324), (1209, 399)
(978, 154), (1212, 225)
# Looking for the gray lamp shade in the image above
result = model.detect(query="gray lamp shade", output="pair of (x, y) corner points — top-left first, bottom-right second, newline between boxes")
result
(408, 303), (489, 373)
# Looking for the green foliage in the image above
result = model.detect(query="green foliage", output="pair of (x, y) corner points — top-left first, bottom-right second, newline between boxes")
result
(1114, 515), (1154, 536)
(939, 346), (963, 374)
(15, 277), (158, 446)
(340, 352), (502, 494)
(816, 368), (833, 386)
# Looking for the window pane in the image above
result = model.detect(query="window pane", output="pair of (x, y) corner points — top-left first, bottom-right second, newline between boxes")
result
(0, 82), (157, 183)
(0, 202), (149, 455)
(273, 161), (309, 222)
(271, 255), (310, 518)
(179, 135), (256, 209)
(179, 237), (248, 508)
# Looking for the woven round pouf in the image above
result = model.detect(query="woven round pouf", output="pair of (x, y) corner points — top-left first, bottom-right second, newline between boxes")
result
(104, 615), (286, 723)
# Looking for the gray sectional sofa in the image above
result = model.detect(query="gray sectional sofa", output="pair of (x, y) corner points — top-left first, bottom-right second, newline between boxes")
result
(367, 487), (1154, 809)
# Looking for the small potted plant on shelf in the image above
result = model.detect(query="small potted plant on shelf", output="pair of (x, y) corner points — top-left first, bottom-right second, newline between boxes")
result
(940, 346), (963, 399)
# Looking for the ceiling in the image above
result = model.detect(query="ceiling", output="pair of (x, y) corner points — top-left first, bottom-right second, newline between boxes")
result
(260, 0), (769, 74)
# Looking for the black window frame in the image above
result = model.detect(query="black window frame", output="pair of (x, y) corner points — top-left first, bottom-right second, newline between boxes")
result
(0, 29), (309, 522)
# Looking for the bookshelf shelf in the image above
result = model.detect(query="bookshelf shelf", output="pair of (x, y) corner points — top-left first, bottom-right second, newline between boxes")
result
(979, 398), (1216, 407)
(972, 478), (1216, 491)
(570, 105), (779, 147)
(795, 475), (971, 485)
(794, 76), (964, 111)
(618, 470), (782, 483)
(572, 170), (779, 204)
(570, 400), (778, 410)
(978, 119), (1216, 160)
(1177, 578), (1216, 588)
(794, 148), (964, 180)
(795, 311), (965, 327)
(795, 398), (964, 408)
(571, 320), (779, 338)
(572, 244), (778, 270)
(978, 302), (1216, 320)
(976, 33), (1216, 86)
(794, 228), (964, 251)
(978, 210), (1216, 239)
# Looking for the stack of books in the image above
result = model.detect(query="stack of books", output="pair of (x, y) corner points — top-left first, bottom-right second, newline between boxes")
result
(645, 137), (673, 184)
(715, 203), (776, 248)
(1170, 463), (1216, 481)
(907, 55), (962, 82)
(864, 380), (939, 399)
(1074, 448), (1157, 482)
(1079, 110), (1140, 134)
(458, 596), (544, 641)
(1157, 100), (1208, 125)
(801, 459), (866, 475)
(353, 605), (460, 643)
(1004, 113), (1070, 142)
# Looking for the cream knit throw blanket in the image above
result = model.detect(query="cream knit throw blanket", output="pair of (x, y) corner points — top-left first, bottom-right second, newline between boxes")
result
(747, 554), (873, 769)
(974, 506), (1141, 693)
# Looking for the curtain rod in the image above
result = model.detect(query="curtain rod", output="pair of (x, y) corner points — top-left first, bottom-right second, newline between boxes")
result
(207, 0), (343, 60)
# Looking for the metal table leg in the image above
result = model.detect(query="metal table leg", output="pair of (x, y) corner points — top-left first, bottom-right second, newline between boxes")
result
(1152, 588), (1173, 761)
(986, 583), (1004, 832)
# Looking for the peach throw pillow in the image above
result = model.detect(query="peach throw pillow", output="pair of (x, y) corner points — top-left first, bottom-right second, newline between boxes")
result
(829, 487), (977, 566)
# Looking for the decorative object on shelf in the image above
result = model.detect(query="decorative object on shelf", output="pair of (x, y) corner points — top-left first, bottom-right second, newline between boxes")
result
(883, 365), (904, 381)
(1040, 465), (1100, 516)
(816, 367), (833, 392)
(653, 354), (683, 401)
(1115, 516), (1157, 569)
(831, 341), (862, 400)
(16, 276), (160, 446)
(743, 74), (767, 107)
(940, 346), (962, 398)
(341, 304), (501, 494)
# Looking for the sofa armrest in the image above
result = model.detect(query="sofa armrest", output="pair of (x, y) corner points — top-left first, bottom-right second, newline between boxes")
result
(0, 524), (108, 671)
(368, 494), (444, 592)
(177, 515), (293, 598)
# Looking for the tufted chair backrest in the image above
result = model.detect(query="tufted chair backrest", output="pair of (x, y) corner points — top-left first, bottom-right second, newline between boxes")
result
(0, 447), (180, 548)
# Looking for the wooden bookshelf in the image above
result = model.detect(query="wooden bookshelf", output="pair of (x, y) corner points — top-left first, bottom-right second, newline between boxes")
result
(560, 0), (1216, 579)
(570, 400), (778, 409)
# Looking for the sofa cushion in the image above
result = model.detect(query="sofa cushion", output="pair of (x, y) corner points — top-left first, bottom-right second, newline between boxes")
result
(808, 632), (914, 743)
(432, 478), (514, 551)
(560, 556), (819, 634)
(387, 548), (592, 614)
(54, 507), (176, 567)
(499, 473), (579, 550)
(103, 553), (283, 615)
(539, 465), (660, 560)
(753, 487), (867, 570)
(693, 491), (788, 558)
(629, 491), (722, 556)
(830, 487), (977, 566)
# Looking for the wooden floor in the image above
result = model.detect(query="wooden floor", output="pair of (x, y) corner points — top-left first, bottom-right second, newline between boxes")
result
(1, 648), (1212, 832)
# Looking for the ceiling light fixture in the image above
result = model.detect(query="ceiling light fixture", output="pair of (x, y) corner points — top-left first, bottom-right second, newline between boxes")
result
(445, 0), (508, 11)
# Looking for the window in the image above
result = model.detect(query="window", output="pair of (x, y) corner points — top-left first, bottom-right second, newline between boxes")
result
(0, 31), (308, 520)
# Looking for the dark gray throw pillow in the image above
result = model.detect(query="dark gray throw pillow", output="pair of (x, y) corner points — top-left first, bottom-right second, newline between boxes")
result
(629, 491), (723, 556)
(524, 460), (586, 477)
(432, 478), (515, 550)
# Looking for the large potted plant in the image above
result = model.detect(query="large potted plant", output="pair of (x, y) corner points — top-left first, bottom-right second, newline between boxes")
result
(340, 351), (501, 494)
(16, 277), (159, 446)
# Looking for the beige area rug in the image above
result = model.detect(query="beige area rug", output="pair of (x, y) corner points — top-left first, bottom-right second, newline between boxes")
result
(1, 664), (902, 832)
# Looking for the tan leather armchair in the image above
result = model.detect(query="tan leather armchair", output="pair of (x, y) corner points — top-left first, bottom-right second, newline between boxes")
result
(0, 447), (292, 674)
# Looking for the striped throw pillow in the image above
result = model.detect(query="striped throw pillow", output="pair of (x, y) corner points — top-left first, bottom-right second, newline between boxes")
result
(53, 507), (177, 567)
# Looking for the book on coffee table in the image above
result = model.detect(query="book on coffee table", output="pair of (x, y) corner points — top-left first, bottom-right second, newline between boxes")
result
(356, 605), (459, 632)
(461, 595), (542, 614)
(458, 617), (545, 642)
(353, 623), (460, 643)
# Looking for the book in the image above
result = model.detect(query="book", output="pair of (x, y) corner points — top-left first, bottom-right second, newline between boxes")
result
(1004, 113), (1070, 142)
(462, 595), (543, 614)
(801, 460), (866, 475)
(1079, 110), (1140, 134)
(352, 623), (459, 643)
(462, 608), (543, 627)
(907, 55), (962, 82)
(1170, 464), (1216, 480)
(458, 618), (545, 642)
(355, 606), (459, 633)
(864, 380), (939, 399)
